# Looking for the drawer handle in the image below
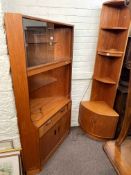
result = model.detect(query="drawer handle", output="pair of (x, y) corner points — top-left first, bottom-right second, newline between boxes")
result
(60, 107), (65, 113)
(45, 119), (52, 126)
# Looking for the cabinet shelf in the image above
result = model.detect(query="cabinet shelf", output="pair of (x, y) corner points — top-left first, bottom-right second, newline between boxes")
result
(30, 96), (70, 128)
(101, 27), (128, 31)
(98, 49), (123, 57)
(27, 60), (71, 77)
(26, 41), (57, 45)
(93, 76), (116, 85)
(103, 0), (125, 6)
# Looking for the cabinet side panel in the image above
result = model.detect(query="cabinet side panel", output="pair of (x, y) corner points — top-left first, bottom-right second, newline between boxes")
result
(5, 13), (40, 171)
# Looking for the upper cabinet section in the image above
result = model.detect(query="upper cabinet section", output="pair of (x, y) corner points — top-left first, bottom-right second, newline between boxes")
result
(23, 18), (73, 68)
(100, 3), (130, 29)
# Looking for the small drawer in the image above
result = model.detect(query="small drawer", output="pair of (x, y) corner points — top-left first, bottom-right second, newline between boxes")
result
(39, 105), (68, 138)
(52, 105), (68, 125)
(39, 119), (53, 138)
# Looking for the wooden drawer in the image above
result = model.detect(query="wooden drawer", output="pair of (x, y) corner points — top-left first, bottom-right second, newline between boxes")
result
(39, 105), (68, 137)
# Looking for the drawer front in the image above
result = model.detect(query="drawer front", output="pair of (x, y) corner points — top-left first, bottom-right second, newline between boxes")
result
(39, 105), (68, 137)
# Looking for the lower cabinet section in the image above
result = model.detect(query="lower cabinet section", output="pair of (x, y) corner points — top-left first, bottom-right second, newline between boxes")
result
(79, 101), (119, 140)
(40, 110), (70, 165)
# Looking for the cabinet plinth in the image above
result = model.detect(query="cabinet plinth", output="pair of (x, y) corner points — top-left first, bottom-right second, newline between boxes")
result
(79, 0), (130, 140)
(5, 13), (73, 174)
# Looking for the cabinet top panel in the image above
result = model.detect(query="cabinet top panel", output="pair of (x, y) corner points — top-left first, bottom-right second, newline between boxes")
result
(6, 13), (74, 27)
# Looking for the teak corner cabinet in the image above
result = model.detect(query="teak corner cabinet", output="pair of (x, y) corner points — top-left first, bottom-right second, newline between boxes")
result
(5, 13), (73, 174)
(79, 0), (131, 141)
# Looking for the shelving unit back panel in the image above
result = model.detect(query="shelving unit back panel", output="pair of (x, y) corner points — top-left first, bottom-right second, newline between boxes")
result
(28, 65), (71, 99)
(91, 80), (117, 107)
(93, 55), (123, 82)
(100, 5), (130, 28)
(98, 30), (128, 52)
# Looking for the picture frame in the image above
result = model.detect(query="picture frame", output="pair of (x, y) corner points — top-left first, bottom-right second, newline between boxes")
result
(0, 150), (22, 175)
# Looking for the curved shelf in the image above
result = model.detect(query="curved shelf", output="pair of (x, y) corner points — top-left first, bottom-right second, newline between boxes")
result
(101, 27), (128, 31)
(93, 76), (116, 85)
(98, 49), (123, 57)
(103, 0), (125, 6)
(79, 101), (119, 139)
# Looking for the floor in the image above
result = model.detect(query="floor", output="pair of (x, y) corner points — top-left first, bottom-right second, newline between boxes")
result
(38, 127), (116, 175)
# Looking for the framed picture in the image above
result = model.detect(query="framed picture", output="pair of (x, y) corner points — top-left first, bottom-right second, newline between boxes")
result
(0, 150), (21, 175)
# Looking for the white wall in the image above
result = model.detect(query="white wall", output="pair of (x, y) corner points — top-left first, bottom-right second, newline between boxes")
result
(0, 1), (20, 148)
(1, 0), (105, 130)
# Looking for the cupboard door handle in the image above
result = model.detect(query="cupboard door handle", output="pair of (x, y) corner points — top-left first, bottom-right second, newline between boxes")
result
(54, 129), (57, 135)
(58, 126), (60, 132)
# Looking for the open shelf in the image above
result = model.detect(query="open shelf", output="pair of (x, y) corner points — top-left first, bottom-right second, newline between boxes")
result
(27, 41), (57, 44)
(98, 49), (123, 57)
(101, 27), (128, 31)
(103, 0), (125, 6)
(27, 60), (71, 77)
(104, 139), (131, 175)
(30, 96), (70, 128)
(81, 101), (118, 117)
(93, 76), (116, 85)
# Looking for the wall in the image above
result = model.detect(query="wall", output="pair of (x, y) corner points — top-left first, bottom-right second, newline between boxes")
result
(1, 0), (105, 130)
(0, 1), (20, 148)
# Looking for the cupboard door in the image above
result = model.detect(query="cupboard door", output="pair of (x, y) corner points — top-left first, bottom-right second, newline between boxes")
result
(57, 111), (70, 139)
(40, 122), (59, 164)
(40, 111), (71, 164)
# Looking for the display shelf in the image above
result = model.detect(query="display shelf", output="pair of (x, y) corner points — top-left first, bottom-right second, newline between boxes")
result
(5, 13), (73, 173)
(98, 49), (123, 57)
(26, 41), (57, 44)
(93, 76), (116, 85)
(27, 60), (71, 77)
(103, 0), (125, 6)
(30, 96), (70, 128)
(79, 0), (130, 140)
(104, 139), (131, 175)
(28, 76), (57, 92)
(101, 27), (128, 30)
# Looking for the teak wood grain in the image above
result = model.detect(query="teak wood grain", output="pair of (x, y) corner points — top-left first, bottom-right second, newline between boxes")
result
(5, 13), (40, 171)
(104, 70), (131, 175)
(5, 13), (73, 174)
(79, 0), (130, 140)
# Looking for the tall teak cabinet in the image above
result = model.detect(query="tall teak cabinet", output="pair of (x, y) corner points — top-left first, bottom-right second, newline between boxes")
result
(5, 13), (73, 174)
(79, 0), (130, 140)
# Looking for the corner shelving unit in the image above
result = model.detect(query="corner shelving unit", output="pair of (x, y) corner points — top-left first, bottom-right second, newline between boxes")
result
(79, 0), (130, 140)
(5, 13), (73, 174)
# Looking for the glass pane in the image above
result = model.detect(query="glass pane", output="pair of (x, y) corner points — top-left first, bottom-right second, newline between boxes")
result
(23, 18), (54, 67)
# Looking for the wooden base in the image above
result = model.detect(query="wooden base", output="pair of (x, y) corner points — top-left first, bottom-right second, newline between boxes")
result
(79, 101), (119, 140)
(104, 138), (131, 175)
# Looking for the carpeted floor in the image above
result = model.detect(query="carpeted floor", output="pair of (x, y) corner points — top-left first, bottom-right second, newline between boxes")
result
(38, 127), (116, 175)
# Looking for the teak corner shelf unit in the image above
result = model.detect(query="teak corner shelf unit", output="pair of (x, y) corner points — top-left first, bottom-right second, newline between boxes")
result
(5, 13), (73, 174)
(79, 0), (130, 140)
